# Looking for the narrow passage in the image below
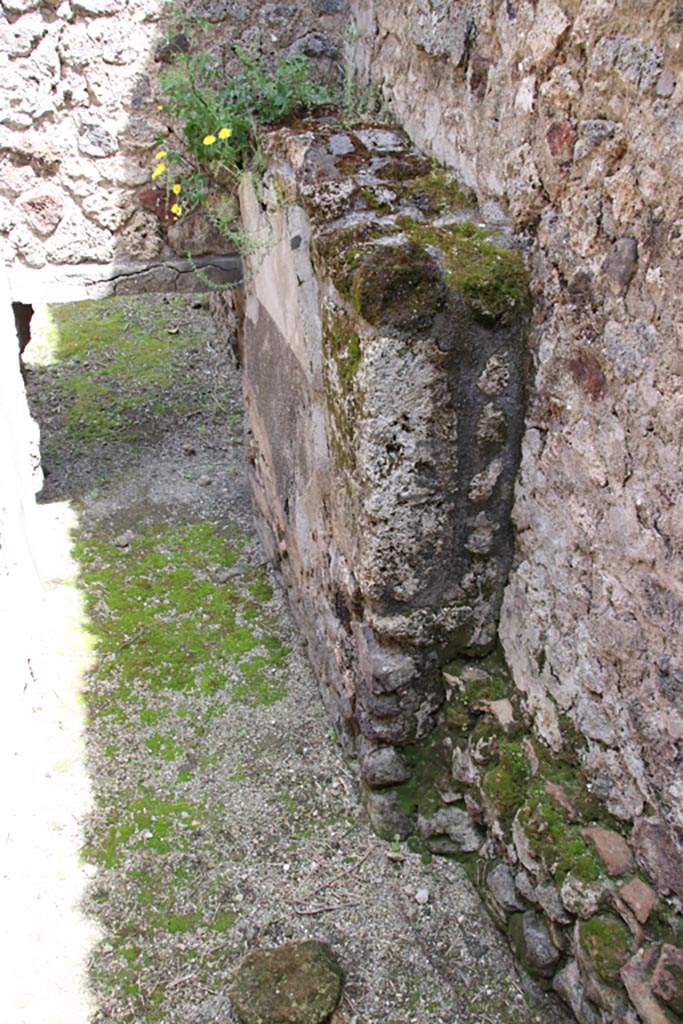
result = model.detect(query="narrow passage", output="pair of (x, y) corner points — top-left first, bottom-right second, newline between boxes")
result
(15, 293), (572, 1024)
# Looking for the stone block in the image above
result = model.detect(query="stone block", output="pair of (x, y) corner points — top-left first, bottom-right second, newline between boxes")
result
(241, 118), (529, 763)
(579, 826), (634, 876)
(230, 941), (342, 1024)
(633, 818), (683, 898)
(618, 877), (658, 924)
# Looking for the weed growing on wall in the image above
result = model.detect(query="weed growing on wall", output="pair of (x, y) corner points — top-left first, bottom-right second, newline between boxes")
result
(151, 43), (331, 272)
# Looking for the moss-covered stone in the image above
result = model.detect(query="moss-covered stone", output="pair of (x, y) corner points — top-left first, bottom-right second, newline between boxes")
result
(405, 222), (529, 324)
(579, 915), (632, 983)
(321, 304), (365, 471)
(395, 164), (474, 214)
(481, 741), (531, 830)
(350, 240), (446, 331)
(518, 778), (605, 884)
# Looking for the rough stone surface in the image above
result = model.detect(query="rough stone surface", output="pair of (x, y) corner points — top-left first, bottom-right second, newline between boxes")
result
(620, 948), (670, 1024)
(418, 806), (485, 855)
(241, 118), (528, 772)
(230, 940), (342, 1024)
(0, 0), (345, 289)
(487, 863), (525, 914)
(348, 0), (683, 978)
(651, 945), (683, 1015)
(580, 826), (635, 876)
(521, 911), (561, 977)
(633, 818), (683, 898)
(618, 877), (658, 925)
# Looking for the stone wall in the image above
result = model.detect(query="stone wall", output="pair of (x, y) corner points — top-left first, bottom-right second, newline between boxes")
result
(0, 0), (343, 299)
(349, 0), (683, 895)
(342, 1), (683, 1018)
(240, 117), (530, 806)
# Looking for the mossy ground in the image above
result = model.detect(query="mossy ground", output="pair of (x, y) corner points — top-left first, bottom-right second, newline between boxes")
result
(18, 291), (573, 1024)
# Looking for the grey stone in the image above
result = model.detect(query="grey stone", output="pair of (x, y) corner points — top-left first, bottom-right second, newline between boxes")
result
(521, 911), (560, 977)
(487, 863), (525, 913)
(288, 31), (340, 60)
(78, 127), (119, 159)
(230, 941), (342, 1024)
(656, 69), (676, 98)
(536, 884), (572, 925)
(418, 806), (484, 853)
(328, 133), (355, 157)
(603, 237), (638, 292)
(361, 785), (414, 841)
(360, 745), (411, 787)
(553, 960), (602, 1024)
(559, 875), (604, 919)
(354, 129), (406, 153)
(515, 870), (537, 904)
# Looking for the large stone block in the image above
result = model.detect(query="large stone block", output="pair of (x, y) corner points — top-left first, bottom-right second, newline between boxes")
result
(240, 118), (529, 771)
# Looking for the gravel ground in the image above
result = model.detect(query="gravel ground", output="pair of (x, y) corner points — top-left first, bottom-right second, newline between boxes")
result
(14, 293), (574, 1024)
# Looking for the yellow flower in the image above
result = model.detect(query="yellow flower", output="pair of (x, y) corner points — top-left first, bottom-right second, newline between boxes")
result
(151, 163), (165, 180)
(171, 203), (182, 216)
(172, 183), (181, 195)
(157, 105), (164, 111)
(202, 134), (217, 146)
(218, 127), (232, 140)
(155, 149), (167, 159)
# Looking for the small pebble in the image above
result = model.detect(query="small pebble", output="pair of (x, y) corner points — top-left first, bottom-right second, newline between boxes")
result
(198, 475), (212, 486)
(114, 530), (134, 548)
(415, 887), (430, 905)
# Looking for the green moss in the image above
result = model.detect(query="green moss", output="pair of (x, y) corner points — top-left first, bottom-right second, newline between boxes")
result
(398, 723), (453, 819)
(313, 222), (385, 296)
(518, 778), (604, 884)
(579, 915), (631, 982)
(361, 187), (391, 211)
(30, 297), (208, 445)
(145, 733), (183, 761)
(481, 741), (531, 829)
(397, 164), (474, 214)
(321, 305), (365, 472)
(74, 521), (289, 712)
(83, 791), (202, 869)
(350, 240), (446, 331)
(212, 910), (238, 932)
(405, 222), (529, 324)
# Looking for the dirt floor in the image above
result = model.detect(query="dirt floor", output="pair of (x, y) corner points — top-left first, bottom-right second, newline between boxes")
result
(10, 292), (575, 1024)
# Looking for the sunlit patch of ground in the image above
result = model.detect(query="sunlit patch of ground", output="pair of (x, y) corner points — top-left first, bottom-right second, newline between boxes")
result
(2, 497), (100, 1024)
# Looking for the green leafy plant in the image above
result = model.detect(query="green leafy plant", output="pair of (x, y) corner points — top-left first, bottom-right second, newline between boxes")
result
(150, 44), (332, 271)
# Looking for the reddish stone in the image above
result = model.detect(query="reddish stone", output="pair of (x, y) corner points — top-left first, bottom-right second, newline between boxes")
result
(580, 826), (634, 876)
(570, 349), (608, 401)
(621, 948), (670, 1024)
(619, 877), (658, 924)
(138, 187), (177, 223)
(546, 122), (576, 163)
(633, 818), (683, 898)
(651, 945), (683, 1015)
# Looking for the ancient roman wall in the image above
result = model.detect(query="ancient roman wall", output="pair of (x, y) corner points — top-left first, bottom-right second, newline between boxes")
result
(0, 0), (343, 300)
(349, 0), (683, 896)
